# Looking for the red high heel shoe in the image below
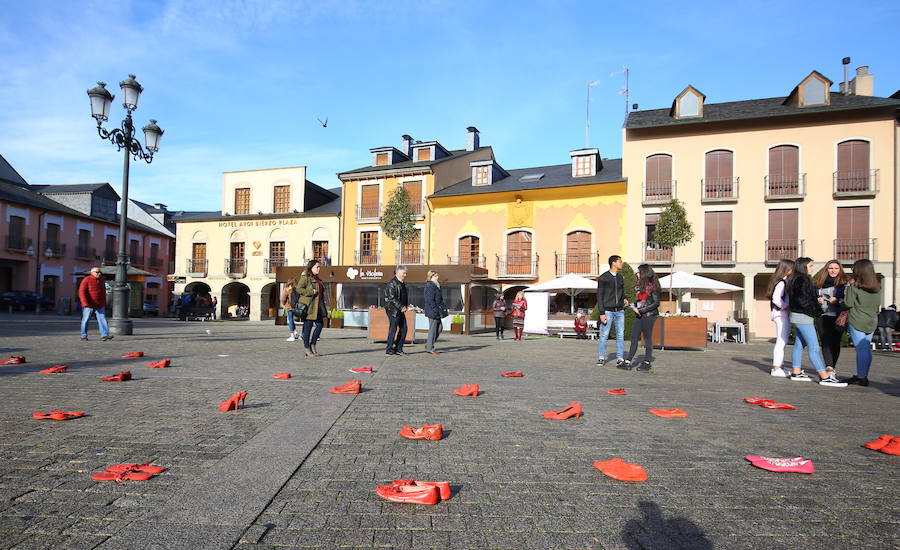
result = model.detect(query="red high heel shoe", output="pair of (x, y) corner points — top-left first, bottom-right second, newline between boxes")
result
(101, 371), (132, 382)
(218, 391), (247, 412)
(759, 401), (795, 410)
(273, 372), (291, 379)
(594, 458), (648, 482)
(542, 401), (582, 419)
(879, 437), (900, 455)
(330, 380), (361, 394)
(147, 359), (171, 368)
(39, 365), (68, 373)
(607, 388), (627, 395)
(648, 408), (688, 418)
(121, 352), (144, 358)
(33, 410), (85, 421)
(376, 483), (439, 505)
(349, 366), (374, 373)
(864, 434), (894, 451)
(105, 463), (166, 474)
(500, 372), (523, 377)
(390, 479), (451, 500)
(90, 470), (155, 482)
(399, 424), (443, 441)
(2, 356), (26, 364)
(453, 384), (479, 397)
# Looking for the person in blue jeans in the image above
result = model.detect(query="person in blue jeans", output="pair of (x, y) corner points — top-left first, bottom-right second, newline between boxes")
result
(842, 259), (882, 387)
(77, 267), (112, 341)
(596, 255), (629, 366)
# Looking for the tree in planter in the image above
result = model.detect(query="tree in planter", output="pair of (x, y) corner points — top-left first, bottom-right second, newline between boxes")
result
(381, 186), (417, 248)
(652, 199), (694, 312)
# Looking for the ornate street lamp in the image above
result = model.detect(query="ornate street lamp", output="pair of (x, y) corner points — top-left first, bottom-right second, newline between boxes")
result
(87, 75), (164, 335)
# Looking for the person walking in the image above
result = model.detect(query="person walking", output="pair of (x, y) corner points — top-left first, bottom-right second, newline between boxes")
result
(619, 264), (659, 372)
(211, 296), (218, 320)
(298, 260), (327, 357)
(596, 255), (628, 366)
(384, 266), (409, 355)
(491, 293), (507, 340)
(511, 291), (527, 341)
(787, 258), (846, 387)
(78, 267), (112, 341)
(876, 305), (897, 351)
(424, 270), (447, 355)
(766, 259), (794, 377)
(843, 259), (883, 386)
(281, 277), (299, 342)
(815, 260), (847, 375)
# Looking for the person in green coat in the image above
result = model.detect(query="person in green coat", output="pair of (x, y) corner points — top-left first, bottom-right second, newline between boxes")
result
(298, 259), (328, 358)
(842, 259), (882, 386)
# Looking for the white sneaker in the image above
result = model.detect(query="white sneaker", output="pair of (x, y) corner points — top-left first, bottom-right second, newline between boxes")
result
(770, 368), (789, 378)
(819, 374), (847, 387)
(286, 334), (296, 342)
(790, 371), (813, 382)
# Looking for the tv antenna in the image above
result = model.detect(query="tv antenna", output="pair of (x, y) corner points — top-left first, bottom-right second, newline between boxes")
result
(585, 80), (599, 148)
(611, 66), (630, 117)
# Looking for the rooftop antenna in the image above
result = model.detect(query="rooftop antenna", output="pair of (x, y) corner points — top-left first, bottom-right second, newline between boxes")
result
(611, 66), (630, 117)
(585, 80), (599, 148)
(842, 57), (851, 95)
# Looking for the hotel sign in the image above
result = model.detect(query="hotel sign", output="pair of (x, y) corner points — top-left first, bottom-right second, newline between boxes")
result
(217, 219), (299, 228)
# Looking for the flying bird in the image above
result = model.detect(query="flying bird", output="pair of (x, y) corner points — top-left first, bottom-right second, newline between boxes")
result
(317, 116), (328, 128)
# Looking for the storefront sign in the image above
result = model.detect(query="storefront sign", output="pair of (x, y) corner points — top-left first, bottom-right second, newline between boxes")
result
(346, 267), (384, 281)
(217, 219), (299, 228)
(168, 275), (187, 283)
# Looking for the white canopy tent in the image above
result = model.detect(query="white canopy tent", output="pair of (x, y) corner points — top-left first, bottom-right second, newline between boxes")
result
(657, 271), (743, 312)
(525, 273), (598, 314)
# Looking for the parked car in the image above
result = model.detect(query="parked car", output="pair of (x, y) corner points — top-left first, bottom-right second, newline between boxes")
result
(0, 291), (55, 311)
(142, 300), (159, 316)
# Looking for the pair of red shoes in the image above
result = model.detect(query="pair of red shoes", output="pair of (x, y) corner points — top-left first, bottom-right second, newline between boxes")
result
(399, 424), (443, 441)
(122, 352), (144, 358)
(453, 384), (479, 397)
(91, 463), (165, 482)
(219, 391), (247, 411)
(101, 371), (132, 382)
(147, 359), (171, 368)
(500, 371), (523, 377)
(33, 410), (85, 421)
(330, 380), (361, 394)
(39, 365), (68, 374)
(273, 372), (291, 379)
(542, 401), (582, 420)
(376, 479), (451, 505)
(648, 408), (688, 418)
(2, 356), (26, 364)
(594, 458), (648, 482)
(607, 388), (627, 395)
(864, 434), (900, 455)
(744, 397), (796, 410)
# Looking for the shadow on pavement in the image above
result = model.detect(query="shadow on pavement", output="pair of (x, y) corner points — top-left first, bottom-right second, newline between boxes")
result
(622, 501), (713, 550)
(730, 356), (771, 374)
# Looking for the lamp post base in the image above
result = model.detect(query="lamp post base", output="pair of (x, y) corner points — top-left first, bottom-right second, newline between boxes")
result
(108, 318), (133, 335)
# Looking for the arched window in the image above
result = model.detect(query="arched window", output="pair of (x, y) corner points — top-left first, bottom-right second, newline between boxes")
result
(704, 150), (734, 198)
(767, 145), (800, 196)
(458, 236), (480, 265)
(506, 231), (533, 275)
(644, 154), (673, 201)
(565, 231), (591, 274)
(836, 140), (871, 193)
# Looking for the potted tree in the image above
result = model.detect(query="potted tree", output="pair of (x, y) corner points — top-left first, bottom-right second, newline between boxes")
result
(331, 309), (344, 329)
(450, 314), (465, 334)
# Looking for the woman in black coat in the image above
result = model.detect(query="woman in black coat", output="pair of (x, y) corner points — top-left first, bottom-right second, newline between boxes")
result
(620, 264), (660, 372)
(424, 270), (447, 355)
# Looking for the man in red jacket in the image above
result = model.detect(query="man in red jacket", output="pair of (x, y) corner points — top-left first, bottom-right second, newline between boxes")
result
(78, 267), (112, 341)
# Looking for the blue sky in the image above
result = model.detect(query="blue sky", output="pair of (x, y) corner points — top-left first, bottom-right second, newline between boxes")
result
(1, 0), (898, 211)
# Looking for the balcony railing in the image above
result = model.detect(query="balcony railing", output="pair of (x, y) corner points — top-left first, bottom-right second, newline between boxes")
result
(128, 254), (144, 267)
(265, 258), (287, 275)
(765, 240), (804, 264)
(447, 255), (486, 268)
(834, 169), (878, 197)
(356, 203), (382, 222)
(701, 177), (739, 202)
(411, 199), (426, 219)
(354, 251), (381, 265)
(103, 250), (116, 264)
(42, 241), (66, 258)
(187, 258), (207, 276)
(554, 252), (601, 277)
(225, 258), (247, 277)
(149, 256), (163, 268)
(5, 235), (31, 252)
(496, 254), (539, 279)
(642, 180), (676, 204)
(702, 240), (736, 264)
(643, 242), (673, 264)
(397, 248), (424, 265)
(75, 246), (96, 260)
(765, 173), (806, 199)
(834, 238), (876, 263)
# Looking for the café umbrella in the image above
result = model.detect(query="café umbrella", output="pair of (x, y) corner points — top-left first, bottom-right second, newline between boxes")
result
(525, 273), (600, 314)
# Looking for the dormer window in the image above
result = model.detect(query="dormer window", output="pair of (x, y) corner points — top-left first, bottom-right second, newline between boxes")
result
(475, 166), (490, 185)
(784, 71), (832, 108)
(569, 148), (600, 177)
(415, 147), (432, 162)
(673, 86), (705, 119)
(803, 78), (826, 105)
(369, 146), (409, 167)
(375, 153), (389, 166)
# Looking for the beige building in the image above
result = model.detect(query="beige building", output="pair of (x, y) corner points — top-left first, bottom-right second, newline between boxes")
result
(172, 166), (340, 320)
(623, 65), (900, 337)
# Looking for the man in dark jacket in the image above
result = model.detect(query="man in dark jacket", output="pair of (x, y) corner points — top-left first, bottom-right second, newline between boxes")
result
(596, 255), (628, 366)
(384, 266), (409, 355)
(78, 267), (112, 341)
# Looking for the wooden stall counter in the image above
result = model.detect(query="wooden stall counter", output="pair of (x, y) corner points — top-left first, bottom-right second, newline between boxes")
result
(367, 308), (416, 344)
(651, 316), (708, 350)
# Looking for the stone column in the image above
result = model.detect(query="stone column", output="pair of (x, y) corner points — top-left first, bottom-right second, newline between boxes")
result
(250, 292), (262, 321)
(742, 272), (756, 339)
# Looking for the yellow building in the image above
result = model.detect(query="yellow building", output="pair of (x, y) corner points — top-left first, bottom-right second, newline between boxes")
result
(336, 128), (493, 267)
(172, 166), (340, 320)
(429, 148), (627, 314)
(622, 65), (900, 337)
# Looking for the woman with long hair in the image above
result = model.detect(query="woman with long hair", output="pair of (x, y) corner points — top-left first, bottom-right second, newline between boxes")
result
(787, 258), (846, 386)
(511, 291), (527, 341)
(423, 270), (447, 355)
(766, 259), (794, 377)
(491, 292), (507, 340)
(814, 260), (848, 375)
(620, 264), (660, 372)
(842, 259), (882, 386)
(298, 259), (327, 357)
(281, 277), (299, 342)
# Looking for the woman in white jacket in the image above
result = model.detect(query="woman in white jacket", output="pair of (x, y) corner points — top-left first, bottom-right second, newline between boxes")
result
(766, 259), (794, 377)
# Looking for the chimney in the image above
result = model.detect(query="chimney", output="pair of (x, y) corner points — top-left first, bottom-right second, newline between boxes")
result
(466, 126), (480, 151)
(840, 57), (851, 94)
(850, 66), (874, 96)
(401, 134), (413, 157)
(153, 203), (167, 210)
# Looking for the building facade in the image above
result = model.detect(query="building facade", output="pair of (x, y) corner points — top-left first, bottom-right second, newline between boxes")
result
(622, 66), (900, 337)
(172, 166), (340, 321)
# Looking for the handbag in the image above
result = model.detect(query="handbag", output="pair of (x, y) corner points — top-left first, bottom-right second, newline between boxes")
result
(290, 289), (309, 322)
(835, 310), (849, 328)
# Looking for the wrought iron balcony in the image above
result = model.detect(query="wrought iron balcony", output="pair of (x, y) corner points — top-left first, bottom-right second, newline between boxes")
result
(42, 241), (66, 258)
(396, 248), (424, 265)
(187, 258), (207, 277)
(834, 238), (876, 263)
(128, 254), (144, 267)
(765, 240), (803, 265)
(148, 256), (163, 268)
(496, 254), (539, 279)
(4, 235), (31, 252)
(225, 258), (246, 278)
(76, 246), (97, 260)
(702, 240), (736, 264)
(354, 251), (381, 265)
(103, 249), (117, 263)
(554, 252), (601, 277)
(701, 177), (739, 202)
(356, 203), (382, 222)
(642, 180), (676, 204)
(833, 169), (878, 197)
(265, 258), (287, 276)
(643, 242), (673, 264)
(765, 173), (806, 199)
(411, 199), (427, 219)
(447, 255), (486, 268)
